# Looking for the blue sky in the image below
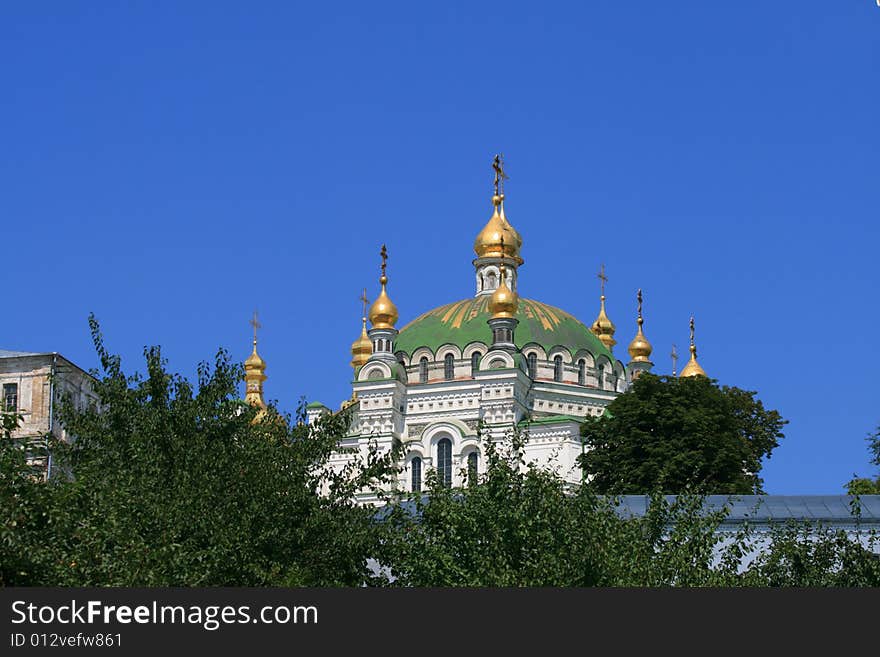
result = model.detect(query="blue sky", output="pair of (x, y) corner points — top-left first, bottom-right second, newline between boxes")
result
(1, 2), (878, 493)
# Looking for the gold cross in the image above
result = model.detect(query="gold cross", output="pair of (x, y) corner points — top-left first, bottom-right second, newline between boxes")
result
(359, 288), (369, 317)
(637, 288), (643, 318)
(249, 310), (261, 345)
(380, 244), (388, 279)
(597, 264), (608, 296)
(671, 343), (678, 375)
(492, 154), (509, 196)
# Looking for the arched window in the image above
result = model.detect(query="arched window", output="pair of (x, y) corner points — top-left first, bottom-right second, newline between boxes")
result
(411, 457), (422, 493)
(444, 354), (455, 380)
(554, 355), (563, 382)
(597, 365), (604, 389)
(471, 352), (481, 376)
(487, 271), (497, 290)
(437, 438), (452, 488)
(527, 352), (537, 379)
(578, 359), (586, 385)
(419, 357), (429, 384)
(467, 451), (478, 484)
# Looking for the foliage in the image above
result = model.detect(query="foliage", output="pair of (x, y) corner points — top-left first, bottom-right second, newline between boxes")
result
(846, 424), (880, 494)
(847, 477), (880, 495)
(1, 315), (399, 586)
(579, 374), (787, 495)
(377, 427), (879, 587)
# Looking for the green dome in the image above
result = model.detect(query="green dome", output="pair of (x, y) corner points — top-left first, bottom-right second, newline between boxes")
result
(395, 296), (615, 361)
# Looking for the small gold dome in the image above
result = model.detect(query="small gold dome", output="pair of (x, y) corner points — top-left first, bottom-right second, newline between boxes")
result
(369, 275), (398, 329)
(680, 316), (707, 378)
(679, 348), (707, 378)
(627, 289), (653, 362)
(245, 346), (265, 371)
(474, 196), (524, 264)
(351, 318), (372, 369)
(590, 297), (617, 350)
(489, 267), (518, 318)
(244, 343), (267, 410)
(628, 328), (653, 362)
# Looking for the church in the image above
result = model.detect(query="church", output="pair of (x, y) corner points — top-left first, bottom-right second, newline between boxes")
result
(292, 156), (709, 502)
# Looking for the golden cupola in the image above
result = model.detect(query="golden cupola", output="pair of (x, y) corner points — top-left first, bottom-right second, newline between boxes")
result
(368, 244), (399, 330)
(679, 316), (707, 378)
(488, 253), (519, 319)
(590, 264), (617, 351)
(474, 195), (524, 264)
(244, 312), (267, 410)
(627, 288), (653, 363)
(474, 154), (523, 264)
(351, 289), (373, 370)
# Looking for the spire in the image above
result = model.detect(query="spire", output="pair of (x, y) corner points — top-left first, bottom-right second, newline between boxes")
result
(244, 310), (267, 410)
(679, 316), (707, 378)
(368, 244), (399, 329)
(351, 288), (373, 371)
(671, 344), (679, 377)
(590, 263), (617, 351)
(627, 289), (653, 363)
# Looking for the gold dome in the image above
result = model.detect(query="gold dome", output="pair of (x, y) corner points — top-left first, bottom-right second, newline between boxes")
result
(351, 317), (372, 370)
(590, 264), (616, 351)
(368, 244), (399, 329)
(627, 289), (653, 362)
(680, 316), (707, 378)
(245, 346), (265, 371)
(474, 195), (524, 264)
(590, 297), (617, 350)
(369, 276), (398, 329)
(244, 312), (267, 411)
(488, 265), (519, 318)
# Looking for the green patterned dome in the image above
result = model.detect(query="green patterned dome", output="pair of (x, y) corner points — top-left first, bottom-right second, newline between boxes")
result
(395, 296), (614, 361)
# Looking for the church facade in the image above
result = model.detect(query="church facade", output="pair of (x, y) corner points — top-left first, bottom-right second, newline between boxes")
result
(301, 157), (708, 502)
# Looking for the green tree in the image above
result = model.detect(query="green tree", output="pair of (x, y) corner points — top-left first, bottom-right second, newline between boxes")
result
(846, 424), (880, 495)
(0, 406), (61, 584)
(379, 429), (749, 586)
(377, 427), (879, 587)
(579, 374), (787, 495)
(25, 316), (399, 586)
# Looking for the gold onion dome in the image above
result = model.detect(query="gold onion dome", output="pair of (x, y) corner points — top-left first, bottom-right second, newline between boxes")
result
(368, 244), (399, 329)
(244, 312), (267, 411)
(351, 317), (372, 369)
(590, 265), (616, 350)
(474, 194), (524, 264)
(489, 261), (519, 319)
(680, 316), (707, 378)
(244, 345), (265, 371)
(590, 298), (617, 350)
(627, 289), (653, 362)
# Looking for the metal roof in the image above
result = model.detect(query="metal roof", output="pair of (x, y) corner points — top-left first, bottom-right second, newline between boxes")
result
(614, 495), (880, 526)
(378, 495), (880, 527)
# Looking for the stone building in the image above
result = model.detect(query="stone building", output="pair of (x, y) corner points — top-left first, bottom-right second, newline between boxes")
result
(306, 157), (708, 502)
(0, 350), (97, 478)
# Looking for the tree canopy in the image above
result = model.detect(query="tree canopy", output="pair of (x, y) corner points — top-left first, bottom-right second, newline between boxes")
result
(579, 373), (787, 494)
(1, 316), (399, 586)
(846, 424), (880, 495)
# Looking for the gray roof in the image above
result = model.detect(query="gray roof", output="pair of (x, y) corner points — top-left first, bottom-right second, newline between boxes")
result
(0, 349), (44, 358)
(380, 495), (880, 528)
(614, 495), (880, 526)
